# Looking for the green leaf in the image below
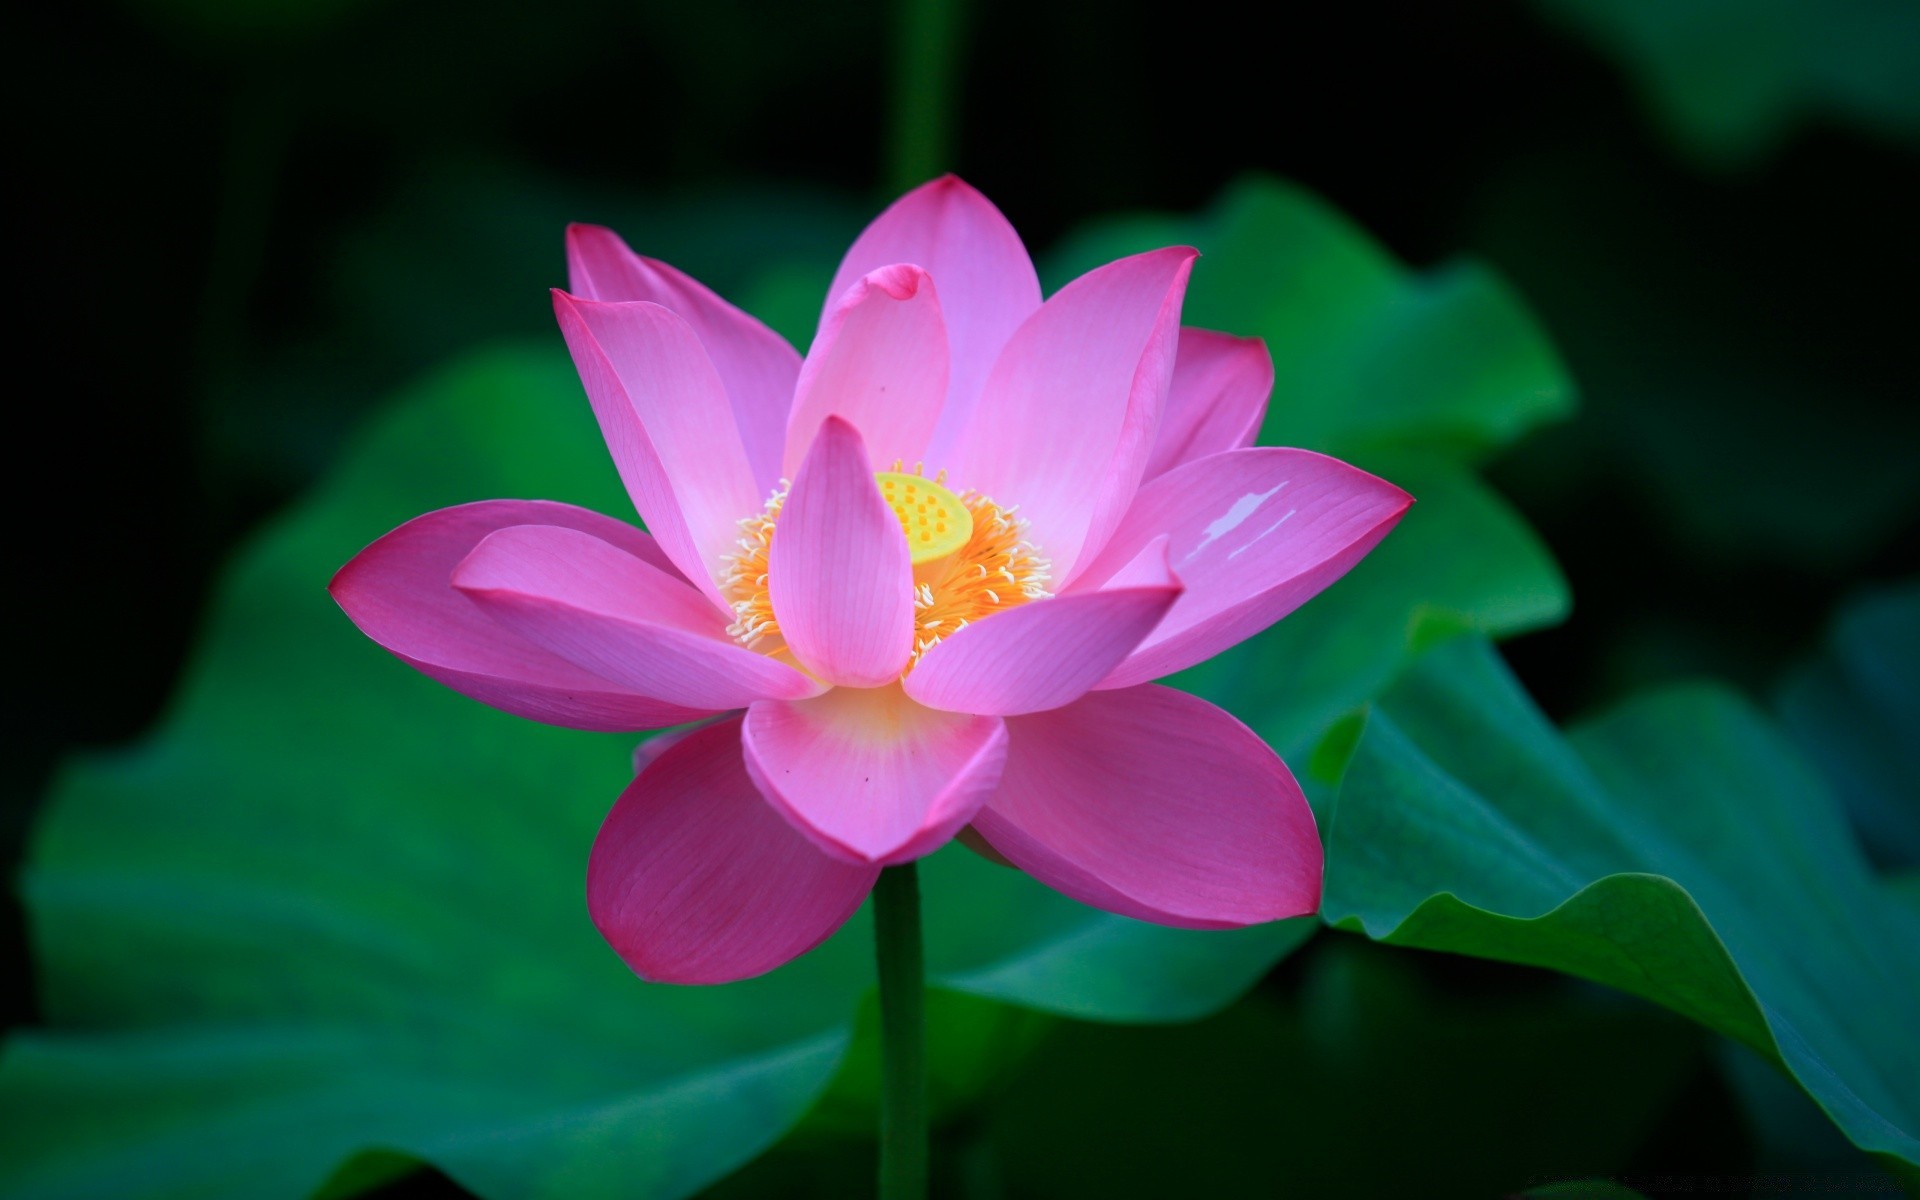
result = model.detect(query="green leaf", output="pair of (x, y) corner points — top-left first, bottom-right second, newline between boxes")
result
(1047, 176), (1576, 464)
(1530, 0), (1920, 168)
(1776, 579), (1920, 871)
(1325, 638), (1920, 1175)
(0, 344), (1309, 1200)
(978, 938), (1700, 1199)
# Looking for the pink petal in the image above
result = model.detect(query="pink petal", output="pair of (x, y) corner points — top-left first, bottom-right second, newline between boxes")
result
(971, 685), (1321, 927)
(903, 537), (1182, 716)
(785, 264), (949, 478)
(949, 247), (1197, 587)
(955, 824), (1017, 867)
(1145, 329), (1272, 480)
(1076, 447), (1413, 691)
(329, 500), (710, 731)
(567, 225), (800, 492)
(552, 291), (765, 605)
(827, 176), (1041, 464)
(742, 685), (1007, 865)
(631, 718), (723, 775)
(589, 717), (878, 984)
(453, 524), (822, 710)
(769, 417), (915, 687)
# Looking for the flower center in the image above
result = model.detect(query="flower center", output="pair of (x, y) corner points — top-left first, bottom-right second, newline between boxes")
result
(720, 464), (1052, 670)
(876, 471), (973, 566)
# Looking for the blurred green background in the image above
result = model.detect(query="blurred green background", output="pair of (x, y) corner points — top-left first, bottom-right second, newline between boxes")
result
(8, 0), (1919, 1196)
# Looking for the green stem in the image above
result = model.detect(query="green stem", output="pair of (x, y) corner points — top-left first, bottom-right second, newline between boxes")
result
(873, 862), (928, 1199)
(886, 0), (966, 194)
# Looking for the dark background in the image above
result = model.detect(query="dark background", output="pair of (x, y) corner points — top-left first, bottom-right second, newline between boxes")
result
(11, 0), (1918, 1192)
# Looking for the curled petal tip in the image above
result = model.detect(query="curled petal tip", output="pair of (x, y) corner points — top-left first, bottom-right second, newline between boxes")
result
(861, 262), (933, 300)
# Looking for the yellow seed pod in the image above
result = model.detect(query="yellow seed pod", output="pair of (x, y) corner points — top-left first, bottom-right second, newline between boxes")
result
(875, 471), (973, 565)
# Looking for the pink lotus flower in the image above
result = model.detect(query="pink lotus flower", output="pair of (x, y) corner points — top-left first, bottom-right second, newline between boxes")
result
(331, 177), (1411, 984)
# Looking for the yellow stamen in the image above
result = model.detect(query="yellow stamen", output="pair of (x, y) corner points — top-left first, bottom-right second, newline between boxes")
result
(718, 465), (1051, 669)
(719, 482), (787, 650)
(908, 486), (1051, 664)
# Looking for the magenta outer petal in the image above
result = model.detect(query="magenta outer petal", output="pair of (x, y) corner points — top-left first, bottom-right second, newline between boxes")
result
(552, 291), (764, 606)
(1076, 447), (1413, 691)
(785, 264), (949, 479)
(329, 500), (711, 731)
(971, 685), (1322, 927)
(902, 537), (1181, 716)
(566, 225), (800, 492)
(1145, 329), (1272, 481)
(452, 524), (822, 710)
(769, 418), (916, 687)
(950, 247), (1196, 587)
(589, 718), (879, 984)
(631, 717), (725, 776)
(826, 175), (1041, 465)
(742, 687), (1008, 866)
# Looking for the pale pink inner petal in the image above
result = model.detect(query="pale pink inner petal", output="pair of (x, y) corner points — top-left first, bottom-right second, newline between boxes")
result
(949, 247), (1196, 587)
(453, 523), (822, 710)
(785, 264), (950, 478)
(566, 225), (800, 492)
(972, 685), (1321, 927)
(825, 176), (1042, 465)
(329, 500), (710, 731)
(589, 717), (878, 985)
(552, 292), (765, 605)
(1145, 328), (1272, 480)
(903, 538), (1181, 716)
(769, 417), (915, 687)
(1073, 447), (1413, 690)
(742, 684), (1008, 865)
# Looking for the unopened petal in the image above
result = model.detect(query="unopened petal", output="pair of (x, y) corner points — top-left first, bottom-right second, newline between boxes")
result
(826, 176), (1041, 464)
(785, 264), (949, 478)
